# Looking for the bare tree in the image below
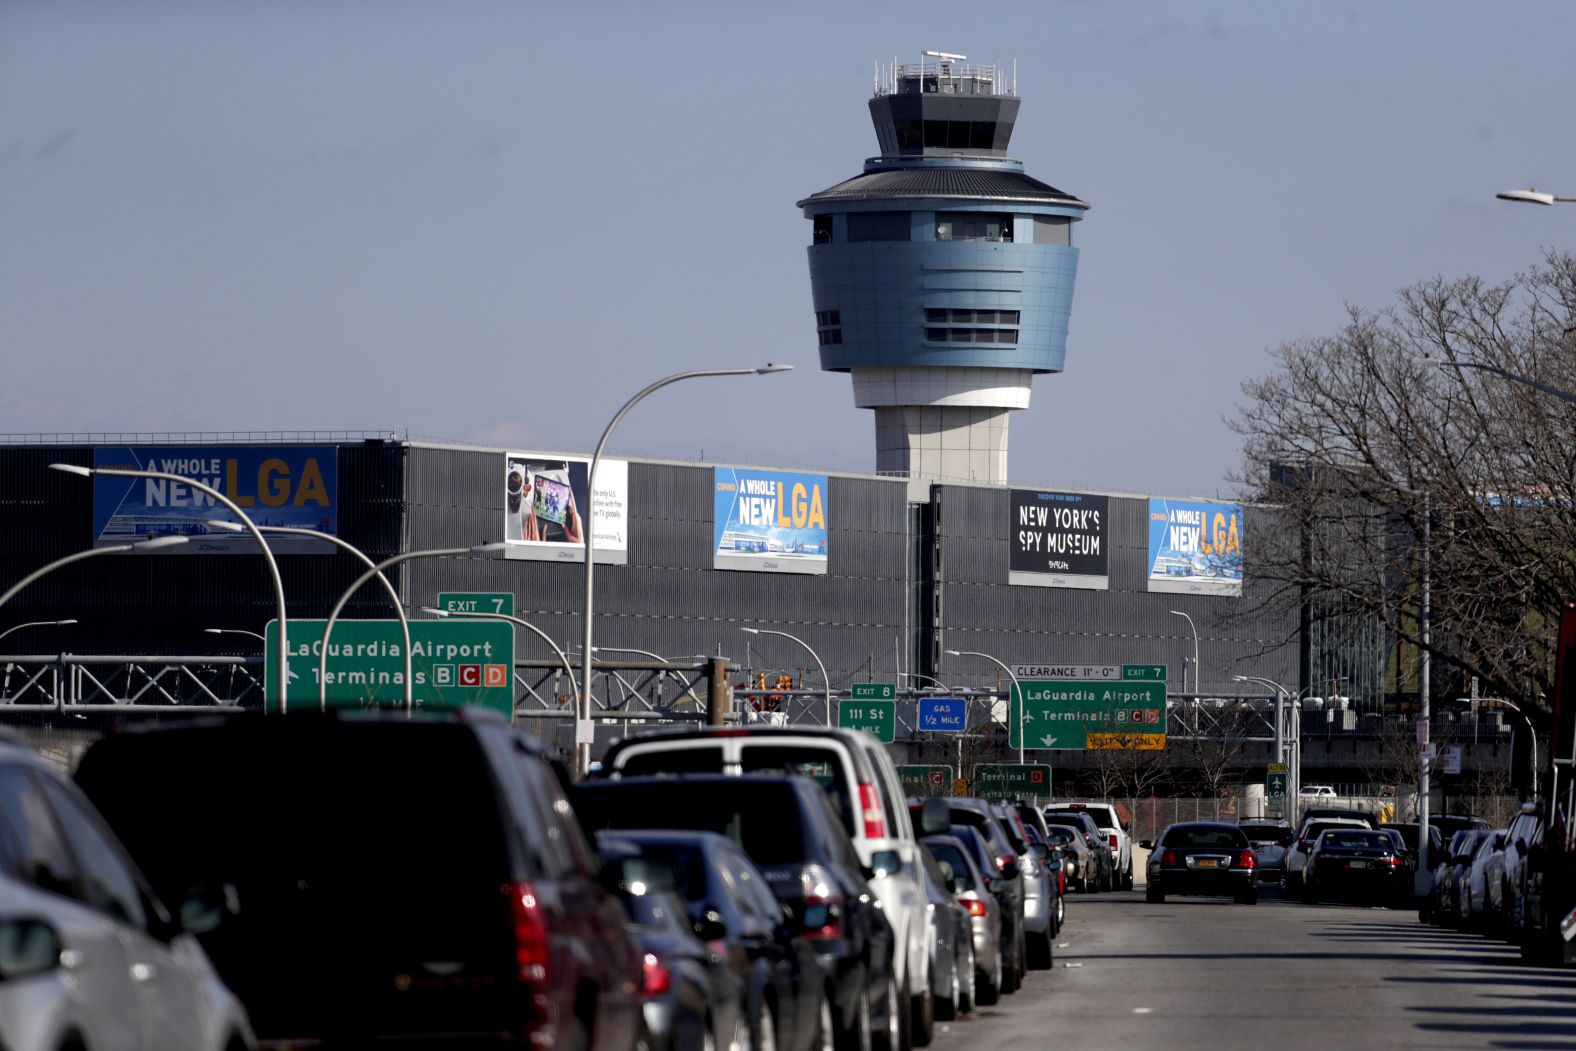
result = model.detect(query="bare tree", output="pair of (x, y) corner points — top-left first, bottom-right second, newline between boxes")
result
(1234, 251), (1576, 714)
(1174, 701), (1260, 817)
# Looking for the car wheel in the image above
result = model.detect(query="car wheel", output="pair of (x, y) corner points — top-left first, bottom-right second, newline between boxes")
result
(1237, 887), (1259, 905)
(1145, 884), (1165, 903)
(974, 953), (1000, 1007)
(1303, 881), (1318, 905)
(727, 1005), (751, 1051)
(871, 972), (902, 1051)
(1055, 894), (1066, 930)
(754, 1003), (777, 1051)
(1026, 928), (1054, 970)
(833, 985), (870, 1051)
(998, 941), (1019, 995)
(909, 969), (934, 1049)
(704, 1021), (721, 1051)
(954, 941), (975, 1015)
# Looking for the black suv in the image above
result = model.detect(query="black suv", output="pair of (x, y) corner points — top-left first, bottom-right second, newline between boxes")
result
(74, 710), (644, 1051)
(574, 774), (897, 1051)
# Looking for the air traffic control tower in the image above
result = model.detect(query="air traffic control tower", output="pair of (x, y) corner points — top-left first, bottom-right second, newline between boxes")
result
(798, 53), (1088, 485)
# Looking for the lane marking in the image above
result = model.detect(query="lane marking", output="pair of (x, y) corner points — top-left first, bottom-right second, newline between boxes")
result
(1133, 1007), (1153, 1015)
(1063, 961), (1083, 968)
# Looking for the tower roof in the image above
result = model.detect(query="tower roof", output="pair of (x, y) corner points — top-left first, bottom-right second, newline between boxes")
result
(796, 167), (1087, 210)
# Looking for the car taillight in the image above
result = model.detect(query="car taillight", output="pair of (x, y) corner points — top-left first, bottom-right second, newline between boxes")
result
(1379, 855), (1401, 867)
(962, 897), (988, 917)
(994, 853), (1017, 872)
(858, 783), (886, 839)
(640, 952), (672, 997)
(1235, 851), (1256, 869)
(506, 882), (550, 986)
(1160, 850), (1177, 867)
(801, 863), (845, 940)
(1109, 834), (1120, 852)
(1057, 870), (1066, 894)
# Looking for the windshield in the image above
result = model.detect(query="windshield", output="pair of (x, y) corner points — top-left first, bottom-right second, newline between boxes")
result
(1239, 824), (1287, 842)
(739, 746), (854, 835)
(924, 840), (977, 891)
(1321, 831), (1391, 850)
(1161, 826), (1249, 849)
(578, 781), (810, 866)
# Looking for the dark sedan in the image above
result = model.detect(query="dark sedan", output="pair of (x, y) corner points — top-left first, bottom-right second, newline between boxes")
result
(597, 831), (827, 1051)
(1304, 828), (1409, 906)
(575, 775), (892, 1051)
(1143, 823), (1258, 904)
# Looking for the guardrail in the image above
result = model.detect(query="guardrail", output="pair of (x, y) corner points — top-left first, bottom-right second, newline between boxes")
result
(0, 655), (259, 711)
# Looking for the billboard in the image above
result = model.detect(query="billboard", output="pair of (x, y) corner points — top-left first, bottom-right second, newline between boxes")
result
(504, 452), (627, 564)
(1146, 498), (1244, 596)
(91, 445), (338, 554)
(713, 467), (827, 574)
(1008, 489), (1109, 589)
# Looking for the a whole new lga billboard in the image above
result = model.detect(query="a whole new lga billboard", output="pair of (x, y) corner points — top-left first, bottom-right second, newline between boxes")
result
(504, 452), (627, 564)
(1147, 498), (1244, 596)
(1008, 489), (1109, 590)
(91, 446), (338, 554)
(713, 467), (828, 574)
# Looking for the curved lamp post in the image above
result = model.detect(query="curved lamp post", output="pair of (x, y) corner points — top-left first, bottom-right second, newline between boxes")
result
(0, 619), (77, 647)
(204, 627), (265, 643)
(741, 626), (830, 726)
(0, 537), (187, 615)
(319, 543), (506, 713)
(946, 648), (1025, 763)
(210, 520), (411, 709)
(422, 608), (578, 720)
(1413, 356), (1576, 406)
(50, 462), (289, 711)
(579, 364), (792, 775)
(1497, 187), (1576, 206)
(1169, 610), (1201, 696)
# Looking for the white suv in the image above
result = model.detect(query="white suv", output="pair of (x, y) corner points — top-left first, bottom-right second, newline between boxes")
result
(1050, 802), (1133, 890)
(601, 725), (935, 1050)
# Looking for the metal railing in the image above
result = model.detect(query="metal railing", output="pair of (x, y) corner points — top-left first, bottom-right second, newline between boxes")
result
(0, 655), (260, 710)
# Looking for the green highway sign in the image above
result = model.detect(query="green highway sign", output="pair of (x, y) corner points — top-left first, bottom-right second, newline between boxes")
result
(898, 764), (954, 798)
(436, 592), (514, 618)
(1267, 772), (1288, 799)
(1122, 664), (1167, 681)
(839, 699), (895, 742)
(849, 682), (896, 701)
(973, 764), (1053, 801)
(264, 619), (515, 717)
(1009, 680), (1168, 750)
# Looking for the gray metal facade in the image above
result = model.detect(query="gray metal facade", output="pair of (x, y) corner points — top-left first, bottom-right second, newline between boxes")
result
(928, 482), (1297, 697)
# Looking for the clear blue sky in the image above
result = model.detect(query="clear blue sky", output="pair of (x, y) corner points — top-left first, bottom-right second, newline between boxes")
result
(4, 1), (1572, 498)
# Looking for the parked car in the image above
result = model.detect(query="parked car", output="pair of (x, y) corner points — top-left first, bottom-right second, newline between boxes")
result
(1142, 823), (1259, 904)
(1298, 806), (1379, 829)
(1238, 820), (1295, 883)
(1042, 811), (1114, 893)
(1379, 821), (1445, 878)
(1431, 814), (1492, 842)
(913, 836), (974, 1022)
(1302, 828), (1410, 906)
(574, 774), (899, 1051)
(1299, 785), (1338, 799)
(918, 835), (1001, 1007)
(1500, 803), (1546, 937)
(0, 733), (255, 1051)
(1041, 825), (1097, 894)
(598, 840), (745, 1051)
(991, 803), (1054, 971)
(74, 710), (643, 1051)
(1439, 830), (1494, 928)
(1460, 829), (1509, 931)
(920, 799), (1027, 994)
(1021, 825), (1066, 934)
(1282, 818), (1373, 897)
(1049, 802), (1134, 890)
(594, 830), (828, 1051)
(932, 823), (1019, 998)
(599, 726), (934, 1049)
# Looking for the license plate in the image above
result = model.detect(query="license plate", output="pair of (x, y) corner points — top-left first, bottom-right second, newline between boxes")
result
(1195, 858), (1219, 868)
(1348, 860), (1368, 869)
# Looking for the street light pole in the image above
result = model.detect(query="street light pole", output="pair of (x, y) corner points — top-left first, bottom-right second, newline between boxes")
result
(0, 538), (187, 615)
(1231, 674), (1289, 765)
(50, 463), (290, 712)
(319, 544), (506, 713)
(1170, 610), (1200, 697)
(1414, 356), (1576, 406)
(946, 649), (1024, 763)
(741, 627), (830, 726)
(1417, 490), (1433, 896)
(0, 620), (77, 647)
(421, 608), (578, 718)
(579, 364), (792, 776)
(210, 520), (412, 710)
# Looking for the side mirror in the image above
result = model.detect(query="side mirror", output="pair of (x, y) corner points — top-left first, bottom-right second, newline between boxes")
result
(869, 850), (902, 880)
(693, 908), (728, 945)
(919, 798), (951, 837)
(1139, 840), (1154, 851)
(1045, 858), (1063, 874)
(0, 918), (63, 981)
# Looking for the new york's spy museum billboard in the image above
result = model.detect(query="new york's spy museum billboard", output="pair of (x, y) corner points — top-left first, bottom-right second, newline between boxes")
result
(713, 467), (828, 574)
(92, 446), (338, 554)
(1009, 489), (1109, 590)
(1147, 498), (1244, 596)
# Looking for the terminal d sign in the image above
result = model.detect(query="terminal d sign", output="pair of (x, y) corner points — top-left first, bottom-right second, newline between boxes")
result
(1009, 681), (1167, 750)
(264, 619), (515, 718)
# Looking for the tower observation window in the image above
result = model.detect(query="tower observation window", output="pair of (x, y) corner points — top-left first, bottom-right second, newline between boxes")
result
(935, 213), (1013, 242)
(924, 328), (1018, 345)
(815, 309), (843, 345)
(812, 215), (833, 244)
